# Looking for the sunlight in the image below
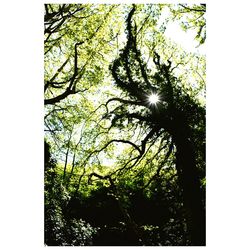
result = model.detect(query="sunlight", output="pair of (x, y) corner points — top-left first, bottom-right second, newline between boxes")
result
(148, 93), (159, 104)
(158, 6), (206, 55)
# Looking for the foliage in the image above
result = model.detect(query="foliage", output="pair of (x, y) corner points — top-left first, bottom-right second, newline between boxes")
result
(44, 3), (206, 246)
(44, 141), (98, 246)
(45, 205), (98, 246)
(167, 4), (206, 45)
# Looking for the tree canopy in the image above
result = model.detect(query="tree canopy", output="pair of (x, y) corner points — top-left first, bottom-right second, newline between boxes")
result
(44, 3), (206, 246)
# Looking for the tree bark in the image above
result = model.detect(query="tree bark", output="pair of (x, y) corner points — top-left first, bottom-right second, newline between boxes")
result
(173, 129), (205, 246)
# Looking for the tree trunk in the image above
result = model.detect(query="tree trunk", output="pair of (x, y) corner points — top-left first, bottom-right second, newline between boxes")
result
(174, 131), (205, 246)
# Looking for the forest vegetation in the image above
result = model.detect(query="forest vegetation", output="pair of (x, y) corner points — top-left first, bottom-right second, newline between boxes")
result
(44, 3), (206, 246)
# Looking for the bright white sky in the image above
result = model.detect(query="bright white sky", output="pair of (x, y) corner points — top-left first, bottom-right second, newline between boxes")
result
(161, 6), (206, 55)
(165, 22), (206, 55)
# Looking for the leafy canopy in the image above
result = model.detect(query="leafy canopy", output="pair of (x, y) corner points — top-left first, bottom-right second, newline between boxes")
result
(44, 3), (206, 246)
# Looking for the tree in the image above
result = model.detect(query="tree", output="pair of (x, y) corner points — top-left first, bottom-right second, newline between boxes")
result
(108, 5), (205, 245)
(44, 3), (206, 246)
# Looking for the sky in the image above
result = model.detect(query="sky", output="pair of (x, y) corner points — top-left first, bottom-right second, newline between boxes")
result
(160, 6), (206, 55)
(164, 21), (205, 55)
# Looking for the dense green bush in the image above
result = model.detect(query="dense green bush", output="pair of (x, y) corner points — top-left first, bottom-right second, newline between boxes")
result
(44, 141), (98, 246)
(45, 203), (98, 246)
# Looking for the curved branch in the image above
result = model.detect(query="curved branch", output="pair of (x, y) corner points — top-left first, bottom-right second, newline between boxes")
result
(88, 172), (112, 185)
(179, 4), (206, 13)
(44, 87), (76, 105)
(140, 126), (160, 154)
(98, 139), (142, 155)
(106, 97), (145, 107)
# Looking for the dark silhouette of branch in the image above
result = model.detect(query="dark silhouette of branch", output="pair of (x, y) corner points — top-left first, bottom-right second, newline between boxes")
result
(44, 87), (76, 105)
(106, 97), (145, 106)
(98, 139), (142, 155)
(179, 4), (206, 13)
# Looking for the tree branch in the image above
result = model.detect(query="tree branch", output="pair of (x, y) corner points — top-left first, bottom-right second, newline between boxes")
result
(179, 4), (206, 13)
(44, 87), (76, 105)
(106, 97), (145, 107)
(98, 139), (142, 155)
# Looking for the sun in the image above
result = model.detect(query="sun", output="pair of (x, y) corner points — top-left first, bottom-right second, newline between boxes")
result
(148, 93), (159, 104)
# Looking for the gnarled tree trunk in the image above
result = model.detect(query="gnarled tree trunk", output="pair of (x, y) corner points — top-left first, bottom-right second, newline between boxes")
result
(173, 128), (205, 246)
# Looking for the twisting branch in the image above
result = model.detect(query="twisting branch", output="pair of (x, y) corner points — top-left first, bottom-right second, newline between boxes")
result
(106, 97), (145, 107)
(111, 5), (150, 101)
